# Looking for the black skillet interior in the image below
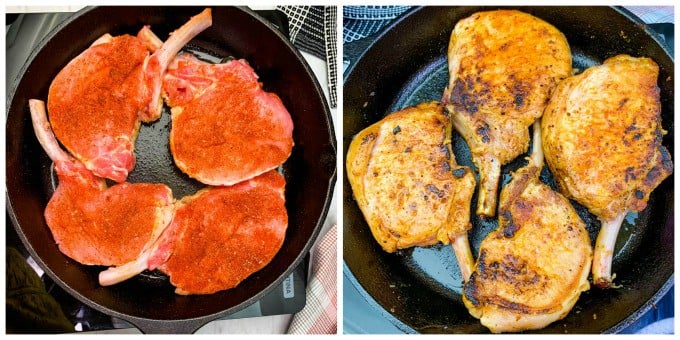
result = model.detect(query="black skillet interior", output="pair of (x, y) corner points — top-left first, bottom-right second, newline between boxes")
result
(6, 6), (336, 333)
(343, 6), (673, 334)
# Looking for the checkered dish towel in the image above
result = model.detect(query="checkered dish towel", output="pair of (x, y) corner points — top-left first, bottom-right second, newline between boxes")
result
(343, 6), (672, 43)
(343, 6), (411, 43)
(287, 224), (337, 334)
(277, 6), (337, 108)
(625, 6), (673, 24)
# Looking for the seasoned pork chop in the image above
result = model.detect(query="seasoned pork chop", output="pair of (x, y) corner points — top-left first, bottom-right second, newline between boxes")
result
(46, 9), (212, 182)
(542, 55), (673, 288)
(464, 121), (592, 333)
(99, 170), (288, 295)
(29, 99), (174, 266)
(442, 10), (572, 217)
(161, 53), (294, 185)
(346, 102), (477, 280)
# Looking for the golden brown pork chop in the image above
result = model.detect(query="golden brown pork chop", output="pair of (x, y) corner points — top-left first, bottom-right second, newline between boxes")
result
(442, 10), (572, 217)
(464, 121), (592, 333)
(346, 102), (477, 280)
(542, 55), (673, 288)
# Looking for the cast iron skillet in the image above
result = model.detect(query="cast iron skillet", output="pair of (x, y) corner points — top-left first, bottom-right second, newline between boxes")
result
(6, 6), (336, 333)
(343, 6), (673, 334)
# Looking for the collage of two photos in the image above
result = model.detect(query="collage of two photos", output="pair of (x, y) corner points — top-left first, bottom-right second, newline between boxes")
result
(4, 4), (675, 335)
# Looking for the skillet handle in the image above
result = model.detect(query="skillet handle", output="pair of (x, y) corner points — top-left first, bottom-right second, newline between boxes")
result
(124, 317), (211, 334)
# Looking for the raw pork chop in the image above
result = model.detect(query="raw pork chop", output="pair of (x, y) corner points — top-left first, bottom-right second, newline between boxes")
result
(99, 170), (288, 295)
(46, 9), (212, 183)
(29, 99), (174, 266)
(162, 53), (294, 185)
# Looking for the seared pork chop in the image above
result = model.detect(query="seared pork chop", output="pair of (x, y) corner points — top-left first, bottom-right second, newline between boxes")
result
(346, 102), (477, 280)
(156, 53), (294, 185)
(442, 10), (572, 217)
(46, 9), (212, 182)
(29, 99), (174, 266)
(542, 55), (673, 288)
(99, 170), (288, 295)
(464, 121), (592, 333)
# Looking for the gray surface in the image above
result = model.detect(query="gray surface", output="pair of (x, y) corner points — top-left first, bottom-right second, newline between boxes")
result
(6, 12), (73, 90)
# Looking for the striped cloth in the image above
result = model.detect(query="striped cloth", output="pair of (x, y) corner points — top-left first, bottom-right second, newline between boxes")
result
(625, 6), (674, 23)
(342, 6), (674, 73)
(276, 6), (337, 108)
(343, 6), (411, 43)
(343, 6), (673, 44)
(287, 224), (337, 334)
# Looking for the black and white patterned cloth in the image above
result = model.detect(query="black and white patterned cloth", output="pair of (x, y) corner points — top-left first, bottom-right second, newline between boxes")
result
(277, 6), (337, 108)
(342, 6), (674, 74)
(343, 6), (411, 43)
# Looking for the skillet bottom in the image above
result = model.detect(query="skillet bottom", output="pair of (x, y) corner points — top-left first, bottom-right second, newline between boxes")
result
(381, 53), (651, 308)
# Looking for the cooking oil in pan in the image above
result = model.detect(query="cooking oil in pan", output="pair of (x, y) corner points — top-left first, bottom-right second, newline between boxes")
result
(402, 245), (465, 298)
(613, 210), (649, 266)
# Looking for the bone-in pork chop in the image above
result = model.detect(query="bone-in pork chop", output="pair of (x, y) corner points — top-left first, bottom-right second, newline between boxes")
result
(463, 121), (592, 333)
(441, 10), (572, 217)
(162, 53), (294, 185)
(46, 9), (212, 183)
(99, 170), (288, 295)
(346, 102), (477, 281)
(542, 55), (673, 288)
(29, 99), (174, 266)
